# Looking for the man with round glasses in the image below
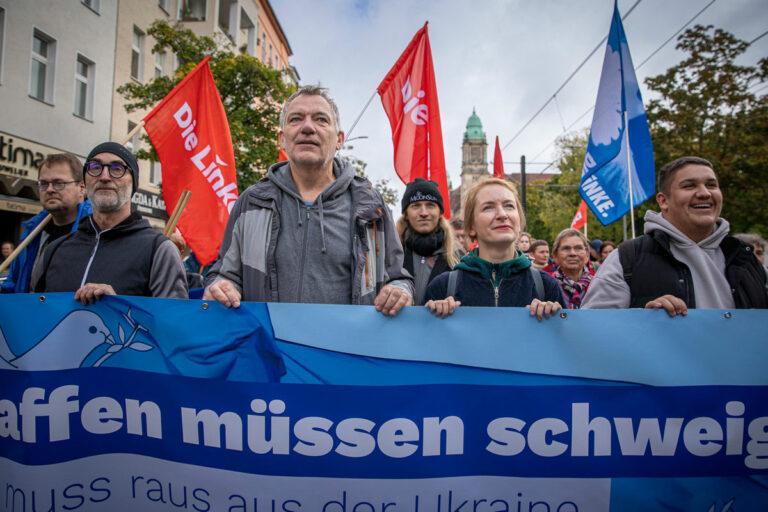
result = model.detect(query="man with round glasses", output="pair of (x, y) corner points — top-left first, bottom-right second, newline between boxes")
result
(2, 153), (91, 293)
(33, 142), (187, 303)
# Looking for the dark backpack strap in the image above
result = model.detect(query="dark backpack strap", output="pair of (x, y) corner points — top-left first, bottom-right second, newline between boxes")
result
(618, 238), (639, 287)
(446, 270), (459, 298)
(529, 266), (544, 300)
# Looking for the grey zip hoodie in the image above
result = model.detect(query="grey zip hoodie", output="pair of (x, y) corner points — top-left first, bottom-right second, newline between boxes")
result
(582, 210), (735, 309)
(270, 159), (356, 304)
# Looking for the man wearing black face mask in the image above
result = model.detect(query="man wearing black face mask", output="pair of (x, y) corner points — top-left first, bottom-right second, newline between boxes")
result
(396, 179), (462, 305)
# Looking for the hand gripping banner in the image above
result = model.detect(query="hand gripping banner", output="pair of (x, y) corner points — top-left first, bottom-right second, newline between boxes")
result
(144, 57), (238, 265)
(1, 294), (767, 511)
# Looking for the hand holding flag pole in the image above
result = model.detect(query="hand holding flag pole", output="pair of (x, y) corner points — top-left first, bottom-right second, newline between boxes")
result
(0, 121), (149, 274)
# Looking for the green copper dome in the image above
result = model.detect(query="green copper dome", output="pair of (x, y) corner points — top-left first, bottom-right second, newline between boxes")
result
(464, 108), (486, 141)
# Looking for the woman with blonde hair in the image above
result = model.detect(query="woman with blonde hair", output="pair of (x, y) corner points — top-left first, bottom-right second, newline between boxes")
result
(543, 228), (595, 309)
(424, 178), (564, 319)
(397, 179), (462, 305)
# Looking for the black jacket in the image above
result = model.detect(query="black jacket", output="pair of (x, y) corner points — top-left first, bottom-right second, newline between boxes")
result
(425, 252), (565, 308)
(34, 212), (187, 298)
(619, 231), (767, 309)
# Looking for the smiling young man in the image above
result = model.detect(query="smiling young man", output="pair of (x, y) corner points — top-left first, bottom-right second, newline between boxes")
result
(583, 156), (767, 314)
(33, 142), (187, 303)
(2, 154), (91, 293)
(204, 86), (413, 315)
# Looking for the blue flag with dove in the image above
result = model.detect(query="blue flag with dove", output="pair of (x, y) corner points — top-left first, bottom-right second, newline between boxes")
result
(579, 1), (655, 226)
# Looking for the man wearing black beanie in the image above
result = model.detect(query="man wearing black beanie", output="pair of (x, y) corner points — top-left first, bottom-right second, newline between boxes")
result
(33, 142), (187, 302)
(397, 178), (461, 305)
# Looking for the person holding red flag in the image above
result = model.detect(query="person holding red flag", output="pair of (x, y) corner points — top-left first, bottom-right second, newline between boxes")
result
(378, 22), (451, 218)
(204, 86), (413, 316)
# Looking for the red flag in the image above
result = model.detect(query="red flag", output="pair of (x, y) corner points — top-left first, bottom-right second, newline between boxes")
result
(277, 147), (289, 162)
(143, 57), (237, 266)
(493, 135), (505, 178)
(571, 200), (588, 230)
(378, 22), (450, 217)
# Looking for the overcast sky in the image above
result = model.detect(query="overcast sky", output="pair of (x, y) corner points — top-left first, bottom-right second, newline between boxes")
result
(270, 0), (768, 200)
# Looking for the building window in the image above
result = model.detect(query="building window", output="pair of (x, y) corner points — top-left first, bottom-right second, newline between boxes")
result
(261, 33), (266, 62)
(240, 9), (255, 56)
(74, 54), (94, 119)
(179, 0), (206, 21)
(30, 30), (56, 103)
(150, 160), (162, 185)
(268, 44), (272, 68)
(82, 0), (100, 13)
(127, 121), (140, 154)
(131, 26), (144, 81)
(154, 51), (166, 78)
(158, 0), (169, 13)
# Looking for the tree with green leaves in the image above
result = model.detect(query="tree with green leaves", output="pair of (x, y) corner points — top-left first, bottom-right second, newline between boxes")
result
(645, 24), (768, 235)
(526, 25), (767, 242)
(348, 156), (398, 208)
(118, 20), (295, 190)
(525, 131), (630, 244)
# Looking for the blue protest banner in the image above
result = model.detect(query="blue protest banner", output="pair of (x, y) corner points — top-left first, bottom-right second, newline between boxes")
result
(579, 1), (655, 227)
(1, 294), (766, 511)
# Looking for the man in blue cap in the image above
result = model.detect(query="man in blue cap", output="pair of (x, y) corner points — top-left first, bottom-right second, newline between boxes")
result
(33, 142), (187, 303)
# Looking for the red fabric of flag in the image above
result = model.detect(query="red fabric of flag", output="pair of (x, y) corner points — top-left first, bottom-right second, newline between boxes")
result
(571, 200), (588, 230)
(493, 136), (505, 179)
(378, 22), (450, 217)
(143, 57), (237, 266)
(277, 147), (289, 162)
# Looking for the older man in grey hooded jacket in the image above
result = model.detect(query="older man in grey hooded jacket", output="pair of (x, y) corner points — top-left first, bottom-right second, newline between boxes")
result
(204, 86), (413, 315)
(582, 156), (767, 315)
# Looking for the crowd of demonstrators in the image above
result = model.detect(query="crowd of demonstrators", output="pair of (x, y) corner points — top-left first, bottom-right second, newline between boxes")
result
(598, 240), (616, 263)
(516, 231), (532, 255)
(583, 156), (768, 314)
(529, 239), (550, 269)
(2, 154), (91, 294)
(543, 228), (595, 309)
(169, 231), (205, 290)
(734, 233), (766, 272)
(397, 179), (462, 305)
(451, 218), (470, 254)
(203, 85), (414, 316)
(4, 88), (764, 320)
(424, 178), (565, 319)
(33, 142), (187, 303)
(1, 241), (14, 259)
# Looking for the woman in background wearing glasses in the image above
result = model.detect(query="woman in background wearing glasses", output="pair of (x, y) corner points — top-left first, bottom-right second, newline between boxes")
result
(543, 228), (595, 309)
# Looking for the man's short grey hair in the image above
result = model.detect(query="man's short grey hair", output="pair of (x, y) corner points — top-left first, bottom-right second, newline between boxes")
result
(279, 85), (342, 133)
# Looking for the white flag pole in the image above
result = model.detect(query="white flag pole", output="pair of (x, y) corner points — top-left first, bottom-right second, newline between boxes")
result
(624, 110), (636, 239)
(345, 90), (377, 141)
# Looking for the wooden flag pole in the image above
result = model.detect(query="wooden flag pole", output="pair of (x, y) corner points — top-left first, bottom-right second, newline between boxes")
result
(0, 121), (147, 275)
(163, 190), (192, 237)
(0, 215), (51, 274)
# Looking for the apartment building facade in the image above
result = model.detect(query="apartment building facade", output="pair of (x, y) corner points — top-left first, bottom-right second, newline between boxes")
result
(0, 0), (118, 243)
(0, 0), (296, 241)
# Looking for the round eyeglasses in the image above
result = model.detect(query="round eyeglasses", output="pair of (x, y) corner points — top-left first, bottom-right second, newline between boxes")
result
(85, 160), (130, 179)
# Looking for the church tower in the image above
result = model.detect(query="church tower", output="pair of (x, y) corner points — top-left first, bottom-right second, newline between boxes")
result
(459, 109), (488, 211)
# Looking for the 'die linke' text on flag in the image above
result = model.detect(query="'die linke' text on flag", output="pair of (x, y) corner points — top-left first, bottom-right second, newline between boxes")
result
(173, 101), (237, 213)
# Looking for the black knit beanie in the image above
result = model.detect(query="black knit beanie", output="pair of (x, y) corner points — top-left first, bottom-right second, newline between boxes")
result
(85, 142), (140, 194)
(401, 178), (443, 213)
